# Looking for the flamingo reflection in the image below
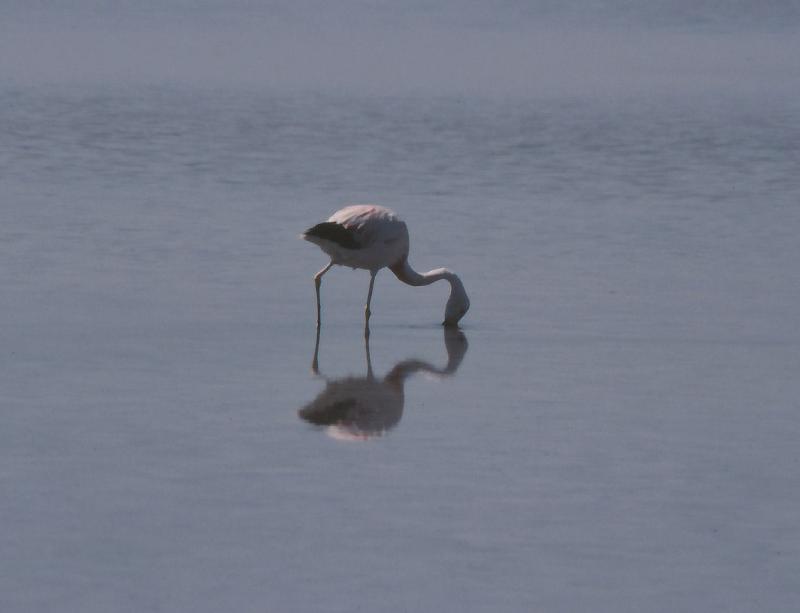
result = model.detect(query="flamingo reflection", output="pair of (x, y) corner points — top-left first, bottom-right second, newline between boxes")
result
(299, 328), (468, 441)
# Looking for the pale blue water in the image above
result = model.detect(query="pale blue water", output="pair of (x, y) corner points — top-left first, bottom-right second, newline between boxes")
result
(2, 8), (800, 611)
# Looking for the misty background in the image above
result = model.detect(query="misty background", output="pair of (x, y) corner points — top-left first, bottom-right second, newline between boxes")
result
(2, 1), (799, 96)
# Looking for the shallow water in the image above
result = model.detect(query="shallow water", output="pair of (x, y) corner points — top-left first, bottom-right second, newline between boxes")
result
(2, 85), (800, 611)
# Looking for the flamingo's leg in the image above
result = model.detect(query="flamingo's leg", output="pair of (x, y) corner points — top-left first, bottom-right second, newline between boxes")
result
(311, 325), (322, 375)
(314, 261), (334, 327)
(364, 270), (377, 337)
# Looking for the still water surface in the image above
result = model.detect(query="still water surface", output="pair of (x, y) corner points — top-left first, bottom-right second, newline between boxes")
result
(2, 85), (799, 611)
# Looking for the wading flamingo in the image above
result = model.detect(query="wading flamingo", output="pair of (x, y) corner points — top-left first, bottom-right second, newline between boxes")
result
(302, 205), (470, 331)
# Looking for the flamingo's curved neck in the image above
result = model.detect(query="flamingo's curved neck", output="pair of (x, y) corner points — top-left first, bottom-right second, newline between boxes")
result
(389, 258), (453, 287)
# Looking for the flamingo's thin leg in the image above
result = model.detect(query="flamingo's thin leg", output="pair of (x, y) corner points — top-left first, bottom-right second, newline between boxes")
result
(364, 270), (378, 337)
(314, 261), (334, 327)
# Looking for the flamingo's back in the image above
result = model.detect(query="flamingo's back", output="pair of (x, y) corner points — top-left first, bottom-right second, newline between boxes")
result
(304, 205), (409, 271)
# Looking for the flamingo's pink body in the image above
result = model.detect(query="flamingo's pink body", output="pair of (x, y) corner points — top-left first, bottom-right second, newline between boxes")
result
(303, 205), (469, 329)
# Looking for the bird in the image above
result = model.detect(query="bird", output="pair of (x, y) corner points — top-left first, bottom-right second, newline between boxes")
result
(302, 204), (470, 331)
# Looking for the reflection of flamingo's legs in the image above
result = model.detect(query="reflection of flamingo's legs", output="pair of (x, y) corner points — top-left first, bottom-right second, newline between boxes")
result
(311, 325), (468, 384)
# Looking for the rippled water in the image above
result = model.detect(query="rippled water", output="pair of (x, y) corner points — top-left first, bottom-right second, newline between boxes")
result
(2, 84), (799, 611)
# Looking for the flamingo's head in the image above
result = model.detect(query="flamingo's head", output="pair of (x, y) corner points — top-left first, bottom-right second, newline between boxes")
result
(443, 280), (470, 327)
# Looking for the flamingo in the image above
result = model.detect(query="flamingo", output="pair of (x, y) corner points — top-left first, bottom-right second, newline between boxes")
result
(302, 205), (470, 330)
